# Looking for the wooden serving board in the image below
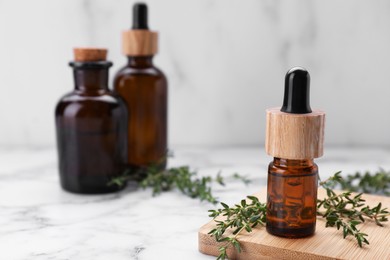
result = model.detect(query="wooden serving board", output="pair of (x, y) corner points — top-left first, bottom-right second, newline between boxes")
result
(198, 189), (390, 260)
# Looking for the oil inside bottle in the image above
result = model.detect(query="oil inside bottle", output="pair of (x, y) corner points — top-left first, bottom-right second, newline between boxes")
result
(266, 158), (318, 238)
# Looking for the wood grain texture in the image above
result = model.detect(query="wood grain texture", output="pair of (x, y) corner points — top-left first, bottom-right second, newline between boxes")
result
(199, 189), (390, 260)
(122, 30), (158, 56)
(265, 108), (325, 159)
(73, 47), (107, 61)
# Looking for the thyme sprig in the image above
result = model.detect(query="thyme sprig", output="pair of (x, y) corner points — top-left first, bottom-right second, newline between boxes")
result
(208, 171), (390, 260)
(109, 165), (250, 204)
(317, 172), (389, 247)
(140, 166), (225, 204)
(326, 169), (390, 195)
(208, 196), (267, 259)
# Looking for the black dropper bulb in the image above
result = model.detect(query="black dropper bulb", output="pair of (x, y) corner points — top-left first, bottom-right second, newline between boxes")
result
(132, 3), (148, 29)
(280, 67), (312, 114)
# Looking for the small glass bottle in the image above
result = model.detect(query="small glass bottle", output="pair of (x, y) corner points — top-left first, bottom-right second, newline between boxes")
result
(265, 67), (325, 238)
(114, 3), (168, 178)
(55, 48), (128, 194)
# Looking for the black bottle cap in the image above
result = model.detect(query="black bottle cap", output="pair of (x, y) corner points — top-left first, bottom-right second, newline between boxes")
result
(281, 67), (312, 114)
(132, 3), (149, 29)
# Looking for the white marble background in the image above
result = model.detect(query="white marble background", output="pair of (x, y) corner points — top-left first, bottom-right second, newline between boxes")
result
(1, 147), (390, 259)
(1, 2), (390, 259)
(1, 0), (390, 148)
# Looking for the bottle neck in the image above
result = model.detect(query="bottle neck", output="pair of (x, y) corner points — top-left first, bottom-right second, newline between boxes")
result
(127, 56), (154, 68)
(273, 158), (314, 168)
(73, 68), (109, 91)
(70, 61), (112, 92)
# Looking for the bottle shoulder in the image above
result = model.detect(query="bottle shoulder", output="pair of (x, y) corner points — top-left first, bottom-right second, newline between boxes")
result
(268, 160), (318, 175)
(55, 90), (127, 116)
(114, 64), (167, 80)
(57, 90), (122, 103)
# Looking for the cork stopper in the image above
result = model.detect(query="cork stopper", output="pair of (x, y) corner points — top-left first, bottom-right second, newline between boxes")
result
(73, 48), (107, 62)
(122, 3), (158, 56)
(265, 68), (325, 159)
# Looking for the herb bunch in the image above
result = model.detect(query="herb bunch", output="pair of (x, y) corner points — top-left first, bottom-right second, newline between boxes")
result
(208, 196), (266, 259)
(208, 171), (390, 260)
(109, 164), (250, 204)
(326, 169), (390, 196)
(317, 172), (389, 247)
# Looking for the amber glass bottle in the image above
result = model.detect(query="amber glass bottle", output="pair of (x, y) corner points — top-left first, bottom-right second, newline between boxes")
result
(265, 67), (325, 238)
(267, 158), (318, 237)
(114, 3), (167, 178)
(55, 48), (128, 194)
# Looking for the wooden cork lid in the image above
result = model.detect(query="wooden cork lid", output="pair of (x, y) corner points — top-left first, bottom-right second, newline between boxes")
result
(122, 3), (158, 56)
(266, 108), (325, 159)
(122, 30), (158, 56)
(266, 67), (325, 159)
(73, 48), (107, 62)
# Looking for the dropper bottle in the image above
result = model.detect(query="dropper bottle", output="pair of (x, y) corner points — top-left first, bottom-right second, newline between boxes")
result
(265, 67), (325, 237)
(114, 3), (168, 179)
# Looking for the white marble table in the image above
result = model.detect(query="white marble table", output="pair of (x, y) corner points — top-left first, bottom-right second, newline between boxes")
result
(1, 146), (390, 260)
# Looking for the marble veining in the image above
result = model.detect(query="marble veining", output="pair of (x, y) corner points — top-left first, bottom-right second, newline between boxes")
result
(2, 1), (390, 147)
(1, 147), (390, 259)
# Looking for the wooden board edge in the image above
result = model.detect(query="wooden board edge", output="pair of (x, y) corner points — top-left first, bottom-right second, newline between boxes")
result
(198, 189), (390, 260)
(198, 223), (334, 260)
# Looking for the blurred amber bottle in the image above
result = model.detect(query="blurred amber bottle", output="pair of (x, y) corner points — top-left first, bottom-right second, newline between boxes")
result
(265, 68), (325, 237)
(55, 48), (128, 194)
(114, 3), (168, 178)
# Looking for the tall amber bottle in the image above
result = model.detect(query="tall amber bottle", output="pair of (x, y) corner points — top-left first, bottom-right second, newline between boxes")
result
(55, 48), (128, 194)
(265, 68), (325, 238)
(114, 3), (168, 177)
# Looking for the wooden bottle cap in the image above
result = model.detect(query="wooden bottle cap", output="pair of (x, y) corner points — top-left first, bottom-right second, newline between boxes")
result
(265, 108), (325, 159)
(73, 47), (107, 62)
(122, 30), (158, 56)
